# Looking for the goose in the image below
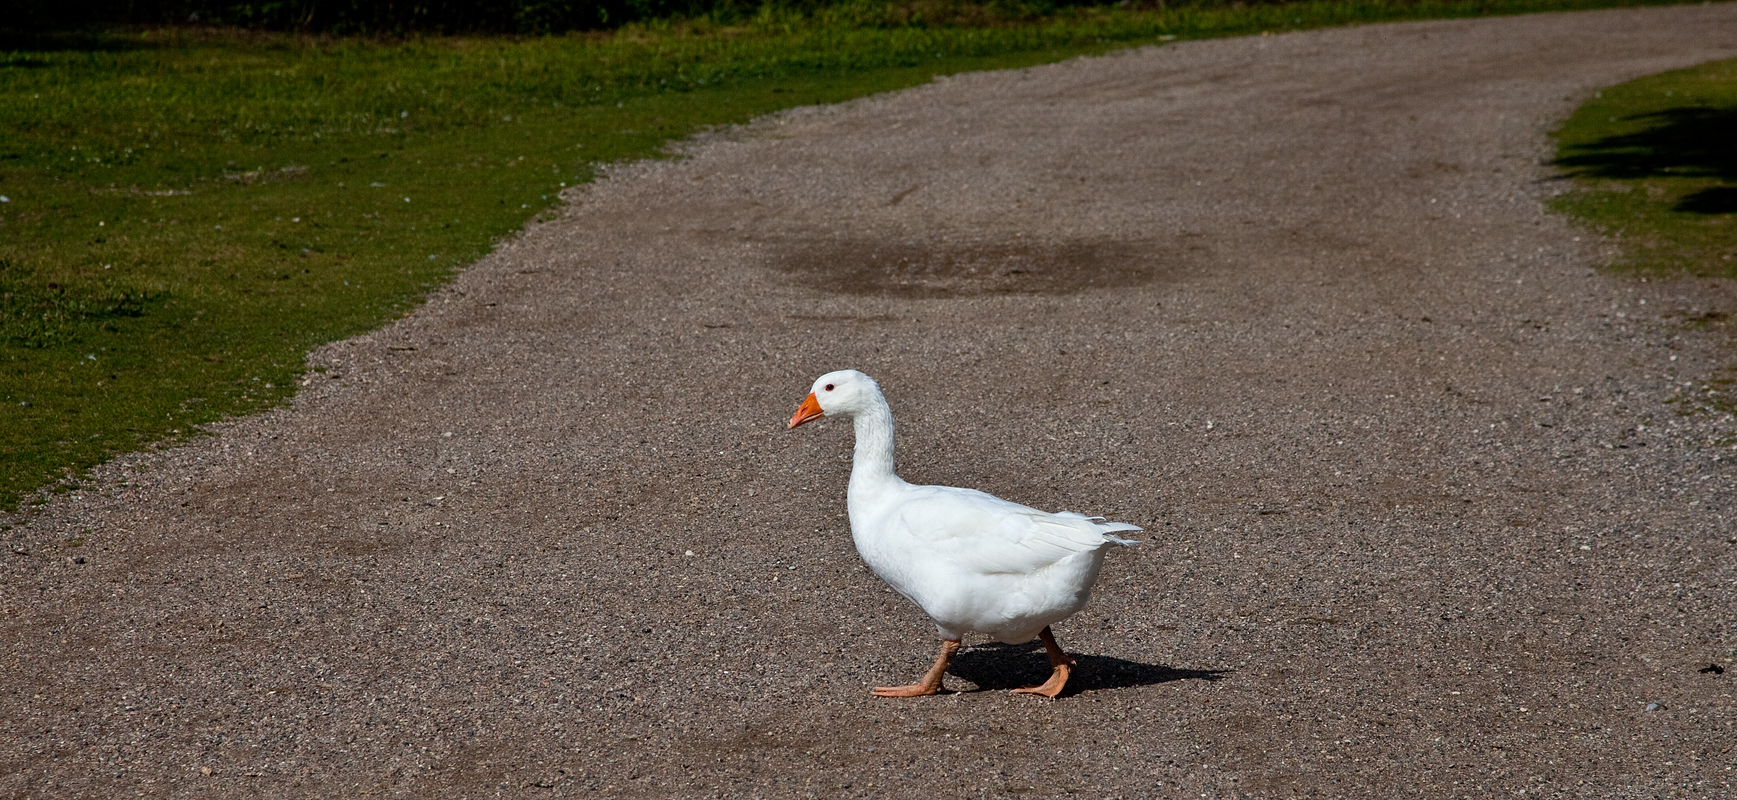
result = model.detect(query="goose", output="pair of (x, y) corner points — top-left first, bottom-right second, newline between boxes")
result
(787, 369), (1139, 698)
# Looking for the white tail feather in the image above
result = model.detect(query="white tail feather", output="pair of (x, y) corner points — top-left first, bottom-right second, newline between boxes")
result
(1091, 517), (1141, 545)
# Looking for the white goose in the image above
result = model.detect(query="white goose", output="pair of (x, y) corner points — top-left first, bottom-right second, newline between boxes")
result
(788, 369), (1139, 698)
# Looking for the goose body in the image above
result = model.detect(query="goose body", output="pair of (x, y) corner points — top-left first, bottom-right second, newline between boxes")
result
(788, 369), (1138, 697)
(850, 482), (1138, 645)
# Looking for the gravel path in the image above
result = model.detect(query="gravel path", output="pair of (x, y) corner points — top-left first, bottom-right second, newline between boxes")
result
(5, 6), (1737, 798)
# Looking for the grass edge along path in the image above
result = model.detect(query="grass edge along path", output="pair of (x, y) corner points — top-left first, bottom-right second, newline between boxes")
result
(0, 0), (1715, 512)
(1549, 54), (1737, 418)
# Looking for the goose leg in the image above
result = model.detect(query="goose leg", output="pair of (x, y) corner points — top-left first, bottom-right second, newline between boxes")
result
(1011, 626), (1076, 699)
(872, 639), (961, 697)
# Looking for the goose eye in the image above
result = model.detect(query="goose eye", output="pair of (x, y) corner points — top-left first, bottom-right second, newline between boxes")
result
(824, 384), (835, 391)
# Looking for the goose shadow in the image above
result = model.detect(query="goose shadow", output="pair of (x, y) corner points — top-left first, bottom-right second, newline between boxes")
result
(947, 642), (1227, 696)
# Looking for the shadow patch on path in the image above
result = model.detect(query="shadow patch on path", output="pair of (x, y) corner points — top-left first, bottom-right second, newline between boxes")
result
(767, 237), (1175, 297)
(949, 641), (1227, 697)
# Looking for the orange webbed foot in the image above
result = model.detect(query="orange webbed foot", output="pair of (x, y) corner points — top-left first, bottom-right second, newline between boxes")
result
(871, 639), (961, 698)
(1014, 629), (1077, 699)
(1010, 662), (1072, 699)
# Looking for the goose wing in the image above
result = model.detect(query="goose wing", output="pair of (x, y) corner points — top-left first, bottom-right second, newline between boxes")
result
(895, 485), (1139, 577)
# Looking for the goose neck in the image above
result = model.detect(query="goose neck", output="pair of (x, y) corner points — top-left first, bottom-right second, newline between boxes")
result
(849, 404), (898, 484)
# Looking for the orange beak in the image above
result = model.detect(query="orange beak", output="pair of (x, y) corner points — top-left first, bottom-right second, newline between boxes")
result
(787, 392), (825, 429)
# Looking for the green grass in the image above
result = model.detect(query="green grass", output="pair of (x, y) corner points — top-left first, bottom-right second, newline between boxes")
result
(1551, 56), (1737, 277)
(0, 0), (1711, 510)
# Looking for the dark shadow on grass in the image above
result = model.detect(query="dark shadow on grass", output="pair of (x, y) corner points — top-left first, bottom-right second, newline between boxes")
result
(1554, 106), (1737, 214)
(0, 28), (159, 54)
(1677, 186), (1737, 214)
(948, 641), (1227, 697)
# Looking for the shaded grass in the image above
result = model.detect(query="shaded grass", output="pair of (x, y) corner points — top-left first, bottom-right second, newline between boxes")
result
(1551, 56), (1737, 277)
(0, 0), (1712, 510)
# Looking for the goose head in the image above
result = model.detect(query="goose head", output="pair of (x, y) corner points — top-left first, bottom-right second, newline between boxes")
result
(788, 369), (883, 429)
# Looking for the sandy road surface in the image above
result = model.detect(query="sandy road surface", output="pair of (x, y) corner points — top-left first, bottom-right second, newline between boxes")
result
(6, 6), (1737, 798)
